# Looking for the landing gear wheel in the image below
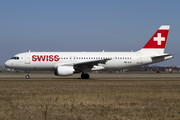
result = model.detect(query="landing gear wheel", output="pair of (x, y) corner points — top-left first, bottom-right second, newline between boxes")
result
(25, 75), (30, 79)
(81, 74), (90, 79)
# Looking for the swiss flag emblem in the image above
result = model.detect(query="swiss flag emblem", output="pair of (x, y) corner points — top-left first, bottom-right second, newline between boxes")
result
(153, 33), (165, 45)
(143, 27), (169, 49)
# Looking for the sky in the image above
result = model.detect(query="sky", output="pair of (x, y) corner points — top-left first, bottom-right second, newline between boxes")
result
(0, 1), (180, 66)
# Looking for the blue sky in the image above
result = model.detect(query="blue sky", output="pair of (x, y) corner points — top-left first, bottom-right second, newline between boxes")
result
(0, 1), (180, 65)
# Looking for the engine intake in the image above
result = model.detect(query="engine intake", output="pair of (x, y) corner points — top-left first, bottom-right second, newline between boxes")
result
(54, 66), (74, 76)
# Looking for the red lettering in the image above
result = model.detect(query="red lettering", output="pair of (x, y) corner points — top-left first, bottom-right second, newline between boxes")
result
(49, 55), (53, 62)
(32, 55), (37, 61)
(32, 55), (59, 62)
(45, 55), (48, 61)
(54, 55), (59, 61)
(37, 55), (46, 61)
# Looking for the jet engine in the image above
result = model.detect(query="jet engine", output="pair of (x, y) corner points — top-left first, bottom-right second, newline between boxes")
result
(54, 66), (74, 76)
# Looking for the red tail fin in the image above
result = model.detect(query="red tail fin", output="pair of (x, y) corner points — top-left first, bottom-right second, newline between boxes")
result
(143, 25), (170, 49)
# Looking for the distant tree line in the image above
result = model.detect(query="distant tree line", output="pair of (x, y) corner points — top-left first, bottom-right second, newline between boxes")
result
(127, 65), (180, 72)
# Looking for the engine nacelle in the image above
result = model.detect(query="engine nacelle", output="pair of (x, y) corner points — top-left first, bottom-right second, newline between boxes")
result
(54, 66), (74, 76)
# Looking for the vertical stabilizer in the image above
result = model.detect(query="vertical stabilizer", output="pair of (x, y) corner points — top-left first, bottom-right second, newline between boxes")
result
(139, 25), (170, 53)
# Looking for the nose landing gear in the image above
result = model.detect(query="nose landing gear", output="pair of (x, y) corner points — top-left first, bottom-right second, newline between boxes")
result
(25, 71), (30, 79)
(25, 75), (30, 79)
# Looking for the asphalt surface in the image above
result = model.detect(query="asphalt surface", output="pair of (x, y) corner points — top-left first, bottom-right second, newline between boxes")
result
(1, 72), (180, 80)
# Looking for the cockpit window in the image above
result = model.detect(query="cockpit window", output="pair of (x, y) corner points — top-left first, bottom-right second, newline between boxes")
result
(11, 57), (19, 60)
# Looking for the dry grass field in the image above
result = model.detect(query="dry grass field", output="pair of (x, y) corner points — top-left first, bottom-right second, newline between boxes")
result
(0, 72), (180, 120)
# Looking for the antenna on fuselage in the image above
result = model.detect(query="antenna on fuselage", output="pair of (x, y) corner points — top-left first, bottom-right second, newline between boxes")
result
(28, 50), (31, 53)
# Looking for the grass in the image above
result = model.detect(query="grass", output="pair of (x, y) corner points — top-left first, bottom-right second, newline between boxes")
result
(0, 74), (180, 119)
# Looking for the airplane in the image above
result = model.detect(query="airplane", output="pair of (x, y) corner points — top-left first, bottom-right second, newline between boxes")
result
(5, 25), (173, 79)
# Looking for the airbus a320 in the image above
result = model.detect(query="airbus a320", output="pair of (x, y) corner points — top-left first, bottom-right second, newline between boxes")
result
(5, 25), (173, 79)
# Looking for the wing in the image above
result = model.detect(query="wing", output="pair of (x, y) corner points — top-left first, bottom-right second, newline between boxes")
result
(73, 59), (111, 71)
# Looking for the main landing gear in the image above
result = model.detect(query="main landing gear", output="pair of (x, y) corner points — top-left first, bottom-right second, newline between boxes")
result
(81, 73), (90, 79)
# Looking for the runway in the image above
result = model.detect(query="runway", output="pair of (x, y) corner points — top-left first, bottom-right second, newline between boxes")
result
(1, 72), (180, 80)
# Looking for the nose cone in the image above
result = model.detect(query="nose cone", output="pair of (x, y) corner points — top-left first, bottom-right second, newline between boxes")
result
(5, 60), (10, 68)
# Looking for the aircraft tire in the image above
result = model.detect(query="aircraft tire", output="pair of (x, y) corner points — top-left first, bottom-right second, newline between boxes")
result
(26, 75), (30, 79)
(81, 74), (89, 79)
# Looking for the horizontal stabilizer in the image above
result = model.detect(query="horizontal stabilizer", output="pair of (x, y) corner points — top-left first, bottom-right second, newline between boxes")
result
(151, 54), (174, 62)
(151, 54), (174, 59)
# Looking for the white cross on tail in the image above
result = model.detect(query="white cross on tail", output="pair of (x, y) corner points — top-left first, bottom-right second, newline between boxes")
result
(153, 33), (165, 45)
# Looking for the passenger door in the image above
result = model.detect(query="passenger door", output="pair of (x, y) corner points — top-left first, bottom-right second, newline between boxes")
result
(25, 54), (30, 64)
(137, 53), (142, 64)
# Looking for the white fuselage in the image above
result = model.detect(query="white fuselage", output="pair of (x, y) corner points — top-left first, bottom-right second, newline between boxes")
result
(5, 51), (166, 71)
